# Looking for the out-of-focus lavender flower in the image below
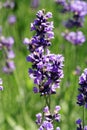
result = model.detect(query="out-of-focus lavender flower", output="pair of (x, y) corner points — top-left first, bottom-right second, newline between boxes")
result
(63, 18), (83, 28)
(31, 0), (39, 9)
(3, 60), (15, 73)
(77, 68), (87, 108)
(73, 66), (81, 76)
(0, 35), (15, 73)
(0, 36), (14, 49)
(8, 15), (16, 25)
(3, 1), (15, 9)
(0, 78), (3, 91)
(69, 0), (87, 17)
(56, 0), (87, 28)
(62, 31), (85, 45)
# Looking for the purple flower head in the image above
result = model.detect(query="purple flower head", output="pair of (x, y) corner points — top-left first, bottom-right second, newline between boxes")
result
(8, 15), (16, 25)
(77, 68), (87, 108)
(0, 78), (3, 91)
(62, 31), (85, 45)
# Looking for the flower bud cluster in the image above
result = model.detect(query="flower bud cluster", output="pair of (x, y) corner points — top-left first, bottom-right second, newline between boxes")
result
(36, 106), (61, 130)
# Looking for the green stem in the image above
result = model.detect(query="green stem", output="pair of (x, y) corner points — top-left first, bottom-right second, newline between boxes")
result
(44, 95), (51, 110)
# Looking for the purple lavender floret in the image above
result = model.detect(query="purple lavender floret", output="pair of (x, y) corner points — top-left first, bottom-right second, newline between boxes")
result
(62, 31), (85, 45)
(63, 18), (84, 28)
(77, 68), (87, 108)
(0, 78), (3, 91)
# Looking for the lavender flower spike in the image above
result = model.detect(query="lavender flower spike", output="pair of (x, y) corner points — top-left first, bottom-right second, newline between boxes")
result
(25, 9), (64, 129)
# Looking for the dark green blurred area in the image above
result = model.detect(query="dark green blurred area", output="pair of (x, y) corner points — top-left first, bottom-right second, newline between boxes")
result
(0, 0), (87, 130)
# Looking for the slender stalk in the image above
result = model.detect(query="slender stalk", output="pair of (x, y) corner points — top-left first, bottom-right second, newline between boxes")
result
(44, 95), (51, 110)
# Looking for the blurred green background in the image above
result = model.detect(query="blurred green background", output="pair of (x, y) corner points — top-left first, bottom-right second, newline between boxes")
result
(0, 0), (87, 130)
